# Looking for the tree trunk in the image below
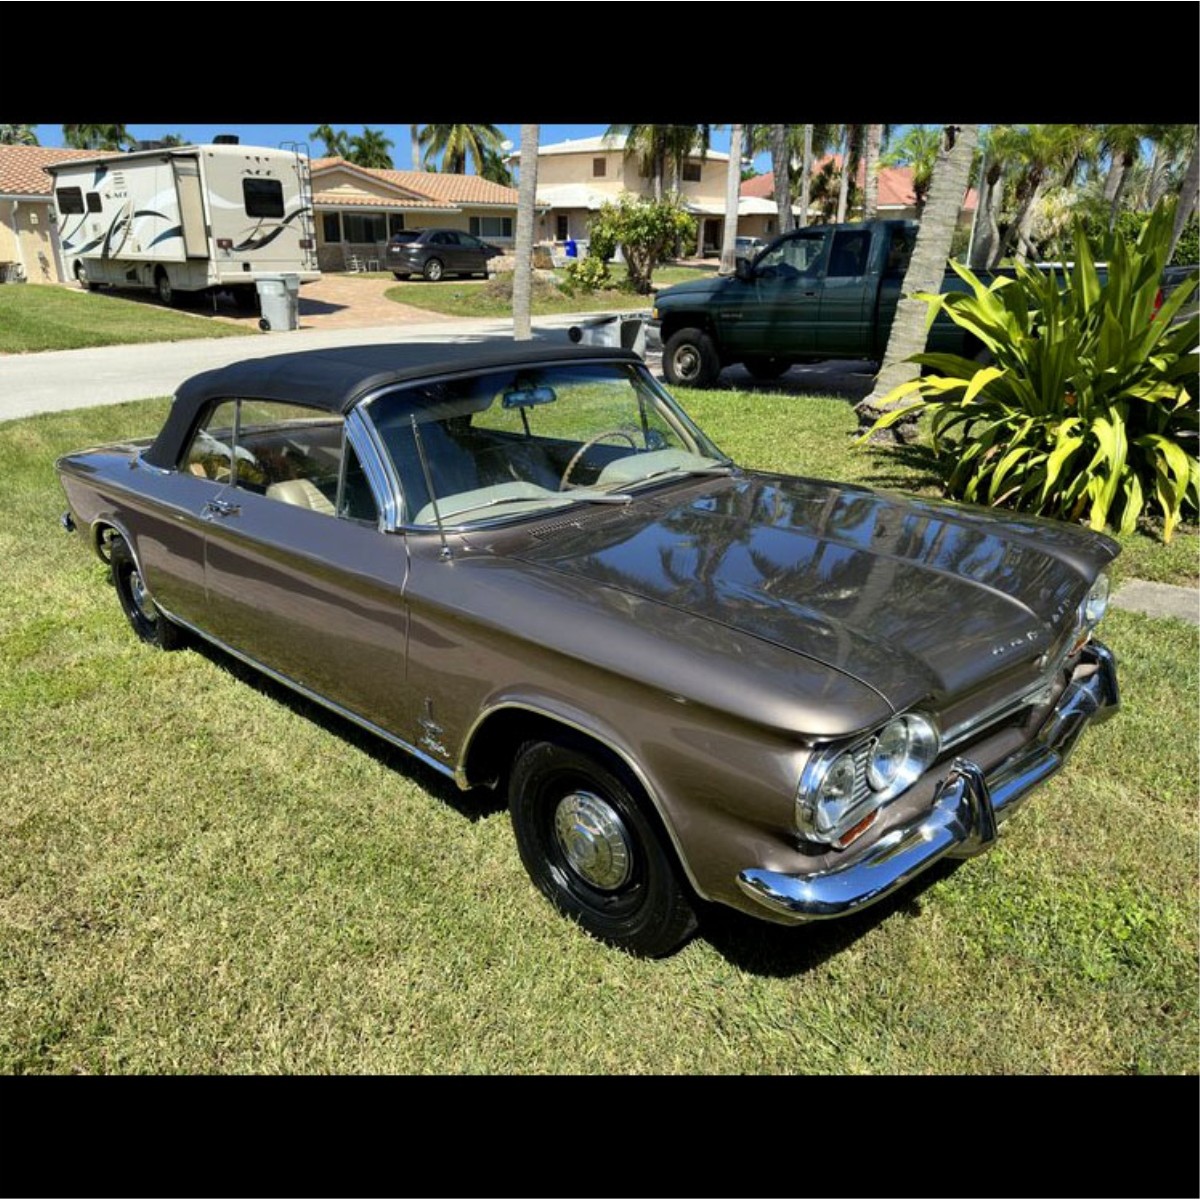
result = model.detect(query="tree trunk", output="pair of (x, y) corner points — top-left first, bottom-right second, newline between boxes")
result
(1147, 140), (1170, 209)
(512, 124), (539, 342)
(797, 124), (813, 229)
(719, 125), (744, 276)
(1169, 137), (1200, 261)
(856, 124), (980, 441)
(836, 129), (851, 224)
(863, 124), (883, 220)
(1104, 155), (1130, 230)
(411, 124), (421, 171)
(1011, 178), (1045, 265)
(771, 125), (793, 234)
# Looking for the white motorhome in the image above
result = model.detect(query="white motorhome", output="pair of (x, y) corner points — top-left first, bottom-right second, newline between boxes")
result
(48, 142), (319, 307)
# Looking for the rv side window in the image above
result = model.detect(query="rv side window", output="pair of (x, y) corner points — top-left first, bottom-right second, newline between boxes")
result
(86, 192), (103, 213)
(243, 178), (285, 219)
(56, 187), (85, 215)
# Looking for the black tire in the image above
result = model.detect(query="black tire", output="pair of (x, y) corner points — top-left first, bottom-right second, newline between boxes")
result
(392, 272), (410, 281)
(109, 534), (182, 650)
(423, 257), (445, 282)
(155, 269), (175, 307)
(663, 327), (721, 388)
(508, 739), (698, 957)
(231, 286), (259, 313)
(75, 261), (101, 292)
(743, 356), (790, 381)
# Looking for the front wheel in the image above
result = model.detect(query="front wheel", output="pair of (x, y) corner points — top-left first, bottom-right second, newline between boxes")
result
(508, 739), (698, 957)
(109, 534), (182, 650)
(423, 258), (445, 282)
(155, 269), (175, 307)
(663, 327), (721, 388)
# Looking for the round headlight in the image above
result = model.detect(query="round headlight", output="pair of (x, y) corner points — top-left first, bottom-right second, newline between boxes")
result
(1084, 572), (1110, 627)
(813, 752), (858, 835)
(865, 715), (939, 801)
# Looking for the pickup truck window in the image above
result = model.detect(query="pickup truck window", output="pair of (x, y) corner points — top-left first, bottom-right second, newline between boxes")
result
(758, 232), (826, 280)
(886, 227), (917, 275)
(827, 230), (871, 278)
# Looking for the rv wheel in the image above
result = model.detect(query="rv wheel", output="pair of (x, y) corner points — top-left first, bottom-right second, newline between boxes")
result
(258, 318), (271, 332)
(155, 270), (176, 307)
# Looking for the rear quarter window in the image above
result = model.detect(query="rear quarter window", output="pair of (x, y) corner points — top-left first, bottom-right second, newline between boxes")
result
(242, 178), (285, 219)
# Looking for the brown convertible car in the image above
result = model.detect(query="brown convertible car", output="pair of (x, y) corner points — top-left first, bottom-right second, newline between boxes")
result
(56, 343), (1120, 956)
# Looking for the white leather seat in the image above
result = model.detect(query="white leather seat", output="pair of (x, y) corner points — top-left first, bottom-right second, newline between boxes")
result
(266, 478), (336, 516)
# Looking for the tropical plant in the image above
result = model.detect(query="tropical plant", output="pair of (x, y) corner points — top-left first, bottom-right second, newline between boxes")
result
(420, 124), (503, 174)
(604, 124), (709, 200)
(310, 124), (351, 158)
(586, 194), (695, 294)
(62, 124), (131, 151)
(0, 124), (38, 145)
(881, 125), (943, 212)
(864, 202), (1199, 543)
(347, 128), (394, 170)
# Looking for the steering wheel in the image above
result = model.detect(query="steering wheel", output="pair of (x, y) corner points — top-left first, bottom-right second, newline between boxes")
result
(559, 430), (638, 491)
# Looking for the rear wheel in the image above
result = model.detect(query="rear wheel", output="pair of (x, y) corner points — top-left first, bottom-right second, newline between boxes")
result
(663, 327), (721, 388)
(508, 739), (698, 957)
(155, 269), (176, 307)
(423, 258), (445, 282)
(109, 534), (182, 650)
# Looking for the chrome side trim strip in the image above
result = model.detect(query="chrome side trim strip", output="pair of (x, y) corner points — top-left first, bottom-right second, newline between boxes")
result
(157, 606), (456, 783)
(737, 641), (1119, 923)
(457, 700), (708, 900)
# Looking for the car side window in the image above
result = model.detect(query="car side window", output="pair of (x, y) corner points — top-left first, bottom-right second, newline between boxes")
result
(757, 233), (826, 279)
(826, 230), (871, 278)
(183, 400), (377, 522)
(886, 228), (916, 276)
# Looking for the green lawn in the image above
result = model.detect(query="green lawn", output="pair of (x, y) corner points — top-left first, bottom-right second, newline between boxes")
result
(382, 265), (713, 319)
(0, 394), (1195, 1074)
(0, 285), (254, 354)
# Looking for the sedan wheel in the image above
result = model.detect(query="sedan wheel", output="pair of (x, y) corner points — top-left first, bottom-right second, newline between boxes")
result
(109, 534), (182, 649)
(508, 739), (698, 957)
(423, 258), (445, 282)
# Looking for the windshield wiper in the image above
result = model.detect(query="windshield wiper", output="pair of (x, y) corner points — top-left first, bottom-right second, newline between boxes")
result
(626, 463), (735, 486)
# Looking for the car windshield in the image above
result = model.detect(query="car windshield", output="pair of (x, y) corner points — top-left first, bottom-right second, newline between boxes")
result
(365, 360), (730, 527)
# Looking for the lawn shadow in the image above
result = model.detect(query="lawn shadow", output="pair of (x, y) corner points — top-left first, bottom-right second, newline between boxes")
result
(712, 360), (879, 403)
(856, 439), (946, 493)
(694, 857), (963, 976)
(183, 637), (504, 823)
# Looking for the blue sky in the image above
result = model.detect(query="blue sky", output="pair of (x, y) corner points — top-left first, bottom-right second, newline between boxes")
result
(35, 123), (776, 173)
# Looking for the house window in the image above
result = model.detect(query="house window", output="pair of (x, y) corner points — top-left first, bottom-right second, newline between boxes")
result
(342, 212), (387, 243)
(469, 216), (513, 239)
(242, 178), (285, 219)
(322, 213), (342, 243)
(55, 187), (85, 215)
(86, 192), (103, 213)
(592, 157), (607, 178)
(682, 161), (702, 183)
(388, 214), (405, 236)
(556, 215), (569, 241)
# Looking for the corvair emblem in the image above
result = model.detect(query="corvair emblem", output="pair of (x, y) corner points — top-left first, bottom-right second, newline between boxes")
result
(990, 629), (1041, 657)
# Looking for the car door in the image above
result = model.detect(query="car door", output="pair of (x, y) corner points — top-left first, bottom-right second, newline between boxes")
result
(430, 230), (461, 272)
(192, 399), (411, 737)
(718, 229), (827, 357)
(816, 228), (874, 357)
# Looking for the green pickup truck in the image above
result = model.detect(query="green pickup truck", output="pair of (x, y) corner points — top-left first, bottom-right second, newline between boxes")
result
(651, 219), (996, 388)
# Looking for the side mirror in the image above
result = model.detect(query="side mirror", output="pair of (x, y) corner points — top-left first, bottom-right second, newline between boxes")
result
(735, 257), (754, 281)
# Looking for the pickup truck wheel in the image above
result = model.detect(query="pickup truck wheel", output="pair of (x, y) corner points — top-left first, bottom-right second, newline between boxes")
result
(110, 534), (182, 650)
(664, 328), (721, 388)
(508, 740), (698, 957)
(743, 356), (790, 381)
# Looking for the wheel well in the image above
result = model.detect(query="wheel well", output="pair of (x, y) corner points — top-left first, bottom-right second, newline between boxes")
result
(91, 520), (120, 564)
(659, 313), (717, 347)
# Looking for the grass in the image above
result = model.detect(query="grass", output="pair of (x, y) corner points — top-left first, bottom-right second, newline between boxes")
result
(0, 394), (1196, 1074)
(0, 284), (253, 355)
(382, 265), (712, 319)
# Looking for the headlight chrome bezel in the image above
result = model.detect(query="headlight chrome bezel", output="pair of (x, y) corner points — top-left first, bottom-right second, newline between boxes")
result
(797, 713), (940, 848)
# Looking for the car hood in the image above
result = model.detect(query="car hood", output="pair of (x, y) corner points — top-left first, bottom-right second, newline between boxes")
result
(511, 472), (1118, 711)
(653, 276), (732, 306)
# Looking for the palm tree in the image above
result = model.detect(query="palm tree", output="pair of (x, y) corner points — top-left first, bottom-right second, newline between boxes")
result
(719, 125), (745, 275)
(862, 124), (884, 219)
(310, 125), (351, 159)
(837, 125), (861, 222)
(346, 128), (394, 170)
(479, 145), (514, 187)
(605, 124), (703, 200)
(410, 124), (422, 171)
(420, 124), (503, 175)
(1100, 124), (1145, 228)
(881, 125), (942, 213)
(0, 124), (38, 145)
(1170, 133), (1200, 261)
(856, 124), (980, 440)
(796, 125), (815, 228)
(62, 124), (130, 151)
(513, 125), (540, 342)
(770, 125), (793, 234)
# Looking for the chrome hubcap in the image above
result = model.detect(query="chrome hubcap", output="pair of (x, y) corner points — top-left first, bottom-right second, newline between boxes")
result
(553, 790), (632, 890)
(129, 570), (156, 622)
(674, 347), (698, 379)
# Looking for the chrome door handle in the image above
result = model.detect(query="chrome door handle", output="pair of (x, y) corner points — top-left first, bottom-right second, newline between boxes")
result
(203, 498), (240, 518)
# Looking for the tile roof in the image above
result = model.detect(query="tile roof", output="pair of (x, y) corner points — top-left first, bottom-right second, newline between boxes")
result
(311, 157), (520, 207)
(0, 145), (114, 198)
(311, 191), (453, 211)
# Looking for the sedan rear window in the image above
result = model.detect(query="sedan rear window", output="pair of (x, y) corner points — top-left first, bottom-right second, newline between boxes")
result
(390, 232), (420, 244)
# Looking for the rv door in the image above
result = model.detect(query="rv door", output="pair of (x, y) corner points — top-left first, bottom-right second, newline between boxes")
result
(173, 158), (208, 258)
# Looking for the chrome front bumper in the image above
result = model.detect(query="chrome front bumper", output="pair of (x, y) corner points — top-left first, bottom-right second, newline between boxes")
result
(737, 641), (1120, 923)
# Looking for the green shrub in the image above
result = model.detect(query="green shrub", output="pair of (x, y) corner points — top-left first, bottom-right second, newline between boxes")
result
(866, 201), (1199, 543)
(561, 254), (612, 294)
(1171, 214), (1198, 267)
(587, 194), (696, 294)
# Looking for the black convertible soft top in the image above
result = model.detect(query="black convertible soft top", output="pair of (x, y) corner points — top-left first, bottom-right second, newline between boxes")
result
(142, 342), (641, 469)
